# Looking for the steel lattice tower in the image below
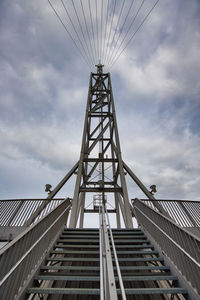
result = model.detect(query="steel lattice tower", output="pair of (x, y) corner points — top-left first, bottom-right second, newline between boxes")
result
(69, 64), (133, 228)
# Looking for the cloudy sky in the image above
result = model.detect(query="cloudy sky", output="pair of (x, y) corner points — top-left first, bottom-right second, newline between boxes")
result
(0, 0), (200, 226)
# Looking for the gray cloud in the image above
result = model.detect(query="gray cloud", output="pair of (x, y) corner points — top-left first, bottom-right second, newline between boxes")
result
(0, 0), (200, 228)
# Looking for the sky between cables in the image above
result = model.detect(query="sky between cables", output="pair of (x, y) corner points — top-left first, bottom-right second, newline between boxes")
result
(48, 0), (159, 71)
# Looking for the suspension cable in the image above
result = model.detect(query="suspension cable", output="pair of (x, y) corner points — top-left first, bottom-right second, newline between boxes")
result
(109, 0), (146, 68)
(104, 0), (117, 65)
(71, 0), (95, 66)
(105, 0), (126, 66)
(80, 0), (96, 66)
(48, 0), (159, 69)
(110, 0), (160, 68)
(61, 0), (93, 67)
(88, 0), (98, 64)
(102, 0), (110, 64)
(105, 0), (135, 67)
(48, 0), (91, 68)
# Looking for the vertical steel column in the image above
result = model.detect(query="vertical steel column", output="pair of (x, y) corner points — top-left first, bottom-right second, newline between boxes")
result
(69, 74), (92, 228)
(108, 74), (133, 228)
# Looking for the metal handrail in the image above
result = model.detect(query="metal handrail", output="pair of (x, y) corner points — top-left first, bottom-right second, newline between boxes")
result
(99, 204), (118, 299)
(0, 199), (71, 300)
(0, 198), (67, 226)
(105, 205), (126, 300)
(133, 199), (200, 294)
(136, 199), (200, 227)
(99, 205), (104, 300)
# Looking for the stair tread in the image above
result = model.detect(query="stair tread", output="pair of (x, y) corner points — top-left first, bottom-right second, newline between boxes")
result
(54, 244), (153, 249)
(36, 275), (177, 281)
(27, 287), (187, 295)
(41, 265), (169, 271)
(46, 257), (163, 262)
(57, 239), (149, 243)
(50, 250), (158, 255)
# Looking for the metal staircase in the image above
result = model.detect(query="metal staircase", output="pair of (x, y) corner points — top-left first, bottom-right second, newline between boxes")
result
(26, 222), (187, 299)
(1, 65), (200, 299)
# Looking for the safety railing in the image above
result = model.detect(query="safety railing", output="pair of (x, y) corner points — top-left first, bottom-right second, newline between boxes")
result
(105, 205), (126, 300)
(99, 204), (126, 300)
(138, 199), (200, 227)
(0, 198), (71, 300)
(133, 199), (200, 294)
(99, 204), (118, 299)
(0, 198), (65, 226)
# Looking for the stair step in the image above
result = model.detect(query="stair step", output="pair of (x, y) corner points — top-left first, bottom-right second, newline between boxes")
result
(112, 232), (143, 235)
(112, 228), (143, 233)
(57, 239), (149, 244)
(50, 250), (158, 255)
(51, 250), (99, 255)
(36, 275), (177, 282)
(27, 287), (187, 296)
(118, 257), (163, 262)
(114, 239), (149, 244)
(41, 265), (169, 272)
(60, 235), (99, 239)
(116, 250), (158, 255)
(112, 235), (146, 239)
(27, 288), (100, 295)
(54, 244), (154, 249)
(57, 239), (99, 244)
(60, 234), (145, 239)
(119, 266), (169, 271)
(41, 265), (100, 271)
(116, 245), (153, 249)
(47, 257), (100, 262)
(123, 288), (187, 295)
(46, 257), (162, 262)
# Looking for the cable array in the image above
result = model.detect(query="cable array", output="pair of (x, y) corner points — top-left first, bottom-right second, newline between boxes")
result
(48, 0), (159, 70)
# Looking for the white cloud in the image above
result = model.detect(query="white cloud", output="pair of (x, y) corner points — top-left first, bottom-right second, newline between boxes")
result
(0, 0), (200, 220)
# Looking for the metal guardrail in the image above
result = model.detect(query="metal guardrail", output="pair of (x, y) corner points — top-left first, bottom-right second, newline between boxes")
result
(0, 199), (71, 300)
(138, 199), (200, 227)
(0, 198), (66, 226)
(133, 199), (200, 294)
(105, 205), (126, 300)
(99, 204), (118, 299)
